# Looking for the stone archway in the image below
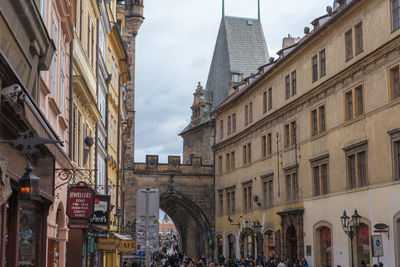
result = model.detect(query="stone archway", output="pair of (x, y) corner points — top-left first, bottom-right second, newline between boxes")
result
(160, 191), (212, 257)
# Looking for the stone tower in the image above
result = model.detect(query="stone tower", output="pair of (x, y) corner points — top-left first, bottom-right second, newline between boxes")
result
(118, 0), (144, 220)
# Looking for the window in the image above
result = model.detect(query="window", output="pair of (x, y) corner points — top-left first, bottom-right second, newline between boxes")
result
(312, 55), (318, 82)
(291, 71), (297, 95)
(232, 73), (241, 83)
(262, 133), (272, 157)
(390, 66), (400, 101)
(291, 121), (297, 145)
(39, 0), (47, 22)
(392, 0), (400, 31)
(231, 191), (235, 212)
(312, 163), (328, 196)
(263, 91), (267, 113)
(243, 186), (252, 211)
(311, 105), (326, 136)
(320, 50), (326, 77)
(344, 141), (367, 189)
(232, 113), (237, 133)
(78, 112), (82, 165)
(345, 29), (353, 61)
(285, 75), (290, 99)
(286, 172), (298, 201)
(226, 190), (235, 214)
(78, 0), (82, 39)
(87, 17), (90, 56)
(227, 116), (231, 135)
(245, 105), (249, 125)
(219, 192), (224, 215)
(91, 25), (95, 67)
(99, 24), (105, 60)
(231, 151), (235, 170)
(218, 156), (223, 174)
(284, 124), (290, 147)
(72, 105), (77, 161)
(355, 22), (363, 55)
(226, 153), (231, 171)
(345, 86), (363, 121)
(394, 140), (400, 180)
(262, 135), (266, 158)
(249, 102), (253, 123)
(268, 88), (272, 111)
(220, 120), (224, 139)
(243, 143), (251, 165)
(267, 133), (272, 155)
(97, 157), (105, 194)
(108, 48), (112, 70)
(263, 176), (273, 207)
(50, 17), (58, 98)
(60, 46), (65, 113)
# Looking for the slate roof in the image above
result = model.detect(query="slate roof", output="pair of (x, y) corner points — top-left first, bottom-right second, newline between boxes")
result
(206, 16), (269, 109)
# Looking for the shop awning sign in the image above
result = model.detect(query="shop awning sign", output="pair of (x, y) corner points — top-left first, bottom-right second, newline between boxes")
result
(89, 195), (110, 225)
(98, 238), (136, 253)
(67, 182), (94, 219)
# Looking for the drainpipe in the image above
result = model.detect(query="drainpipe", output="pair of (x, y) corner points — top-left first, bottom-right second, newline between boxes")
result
(68, 39), (74, 160)
(117, 71), (128, 232)
(95, 17), (99, 192)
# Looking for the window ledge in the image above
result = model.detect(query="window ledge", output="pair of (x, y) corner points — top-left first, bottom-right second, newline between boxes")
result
(58, 114), (68, 130)
(343, 114), (364, 127)
(310, 131), (327, 141)
(48, 96), (61, 116)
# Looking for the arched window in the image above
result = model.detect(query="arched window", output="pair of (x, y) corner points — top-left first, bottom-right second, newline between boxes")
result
(264, 230), (275, 257)
(228, 234), (236, 259)
(355, 223), (370, 266)
(217, 234), (223, 257)
(319, 226), (332, 267)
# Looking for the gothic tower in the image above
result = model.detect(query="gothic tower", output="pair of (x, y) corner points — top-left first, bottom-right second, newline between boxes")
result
(118, 0), (144, 221)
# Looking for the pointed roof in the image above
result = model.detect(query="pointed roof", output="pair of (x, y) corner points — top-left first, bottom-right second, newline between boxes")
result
(206, 16), (269, 109)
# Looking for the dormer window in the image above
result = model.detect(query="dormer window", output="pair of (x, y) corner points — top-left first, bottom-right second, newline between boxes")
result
(232, 73), (242, 83)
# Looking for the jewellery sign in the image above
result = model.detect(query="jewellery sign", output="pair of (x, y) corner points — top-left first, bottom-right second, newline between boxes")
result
(89, 195), (110, 225)
(67, 182), (95, 219)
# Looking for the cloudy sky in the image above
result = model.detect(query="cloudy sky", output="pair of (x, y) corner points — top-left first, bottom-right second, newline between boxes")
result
(134, 0), (333, 163)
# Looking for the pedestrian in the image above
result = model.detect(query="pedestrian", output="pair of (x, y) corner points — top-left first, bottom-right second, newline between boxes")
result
(360, 261), (367, 267)
(277, 259), (286, 267)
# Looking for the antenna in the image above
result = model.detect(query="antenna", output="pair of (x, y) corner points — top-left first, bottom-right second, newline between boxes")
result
(258, 0), (260, 21)
(222, 0), (225, 18)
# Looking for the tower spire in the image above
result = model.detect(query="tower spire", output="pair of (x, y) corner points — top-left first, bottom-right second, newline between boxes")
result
(222, 0), (225, 18)
(258, 0), (260, 21)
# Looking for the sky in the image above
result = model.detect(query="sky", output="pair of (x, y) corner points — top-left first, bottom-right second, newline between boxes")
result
(134, 0), (333, 163)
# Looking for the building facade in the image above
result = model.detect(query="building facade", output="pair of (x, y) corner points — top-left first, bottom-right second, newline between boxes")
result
(0, 0), (60, 266)
(213, 0), (400, 266)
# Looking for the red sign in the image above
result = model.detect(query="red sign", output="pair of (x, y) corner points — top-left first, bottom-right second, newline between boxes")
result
(68, 223), (90, 229)
(67, 182), (94, 219)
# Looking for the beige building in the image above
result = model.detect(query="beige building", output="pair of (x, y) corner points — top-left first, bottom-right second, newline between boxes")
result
(213, 0), (400, 266)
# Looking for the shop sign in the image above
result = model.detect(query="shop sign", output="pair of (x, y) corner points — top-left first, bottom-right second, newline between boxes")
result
(117, 240), (136, 253)
(67, 182), (94, 219)
(98, 238), (117, 252)
(68, 223), (90, 229)
(88, 231), (109, 238)
(89, 195), (110, 225)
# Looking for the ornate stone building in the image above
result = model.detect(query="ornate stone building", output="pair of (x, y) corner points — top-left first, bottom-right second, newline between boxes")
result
(213, 0), (400, 266)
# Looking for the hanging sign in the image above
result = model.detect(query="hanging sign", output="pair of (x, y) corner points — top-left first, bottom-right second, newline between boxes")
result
(89, 195), (110, 225)
(67, 182), (95, 219)
(98, 238), (117, 252)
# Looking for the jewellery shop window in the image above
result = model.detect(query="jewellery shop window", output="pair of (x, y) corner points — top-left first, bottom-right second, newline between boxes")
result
(18, 201), (41, 267)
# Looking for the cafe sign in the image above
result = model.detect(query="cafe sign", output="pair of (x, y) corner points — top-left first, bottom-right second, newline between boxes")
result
(67, 182), (94, 219)
(89, 195), (110, 225)
(98, 238), (136, 253)
(117, 240), (137, 253)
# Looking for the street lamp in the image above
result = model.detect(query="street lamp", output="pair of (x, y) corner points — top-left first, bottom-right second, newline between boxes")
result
(19, 163), (41, 201)
(340, 209), (361, 267)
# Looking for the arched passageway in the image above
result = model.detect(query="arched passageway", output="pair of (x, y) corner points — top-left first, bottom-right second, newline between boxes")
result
(160, 192), (212, 257)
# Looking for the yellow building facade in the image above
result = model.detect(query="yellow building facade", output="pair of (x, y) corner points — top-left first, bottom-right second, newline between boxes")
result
(213, 0), (400, 266)
(67, 0), (101, 265)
